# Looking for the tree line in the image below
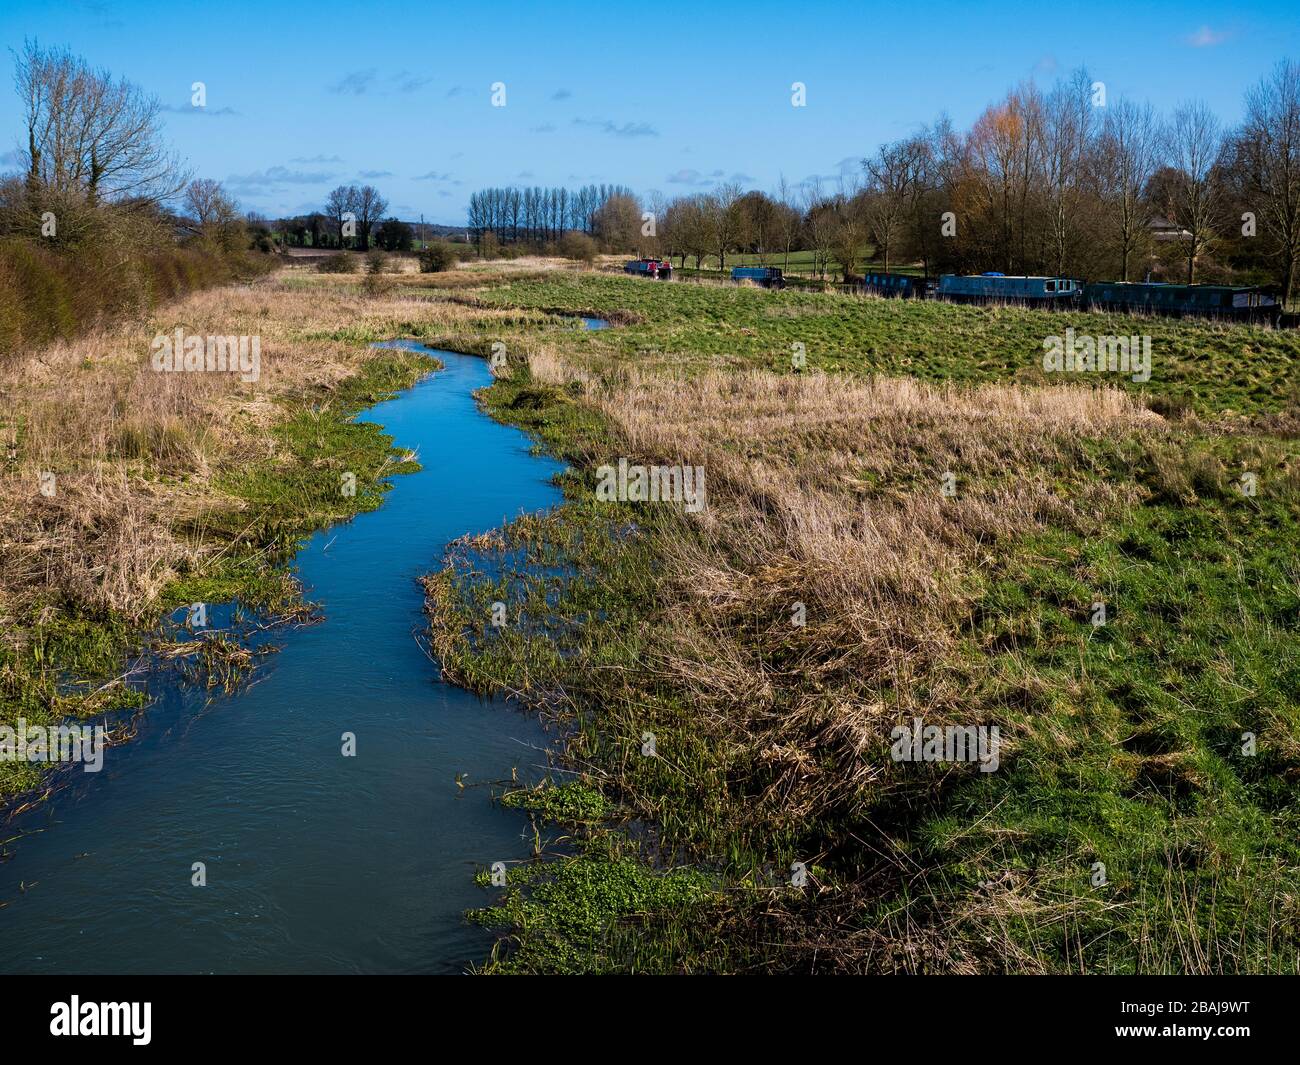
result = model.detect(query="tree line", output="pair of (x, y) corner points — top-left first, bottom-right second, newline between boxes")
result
(466, 184), (635, 247)
(467, 61), (1300, 301)
(274, 186), (442, 252)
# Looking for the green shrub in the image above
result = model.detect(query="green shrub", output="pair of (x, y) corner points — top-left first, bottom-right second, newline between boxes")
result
(316, 251), (358, 274)
(418, 241), (458, 273)
(0, 239), (77, 350)
(558, 231), (597, 263)
(0, 236), (271, 362)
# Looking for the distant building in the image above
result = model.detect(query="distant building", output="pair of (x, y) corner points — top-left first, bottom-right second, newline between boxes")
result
(1147, 216), (1192, 243)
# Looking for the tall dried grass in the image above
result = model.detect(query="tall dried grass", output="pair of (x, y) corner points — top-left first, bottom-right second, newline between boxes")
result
(524, 349), (1164, 824)
(0, 271), (496, 636)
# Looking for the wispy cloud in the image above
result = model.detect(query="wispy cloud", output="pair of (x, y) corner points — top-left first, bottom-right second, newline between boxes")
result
(530, 123), (557, 134)
(798, 173), (837, 190)
(160, 104), (239, 116)
(226, 166), (338, 190)
(329, 69), (378, 95)
(358, 169), (393, 179)
(1186, 25), (1231, 47)
(328, 68), (431, 97)
(671, 168), (753, 187)
(74, 0), (123, 29)
(666, 168), (712, 186)
(414, 170), (456, 183)
(572, 117), (658, 138)
(551, 88), (572, 101)
(394, 71), (431, 93)
(291, 154), (343, 163)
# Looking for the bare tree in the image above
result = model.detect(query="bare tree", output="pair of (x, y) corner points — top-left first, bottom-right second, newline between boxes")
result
(1041, 69), (1096, 277)
(325, 184), (356, 248)
(863, 137), (927, 273)
(14, 40), (184, 207)
(183, 178), (236, 228)
(1099, 98), (1160, 281)
(1163, 100), (1223, 284)
(641, 190), (666, 258)
(353, 185), (388, 250)
(800, 180), (836, 280)
(182, 178), (241, 250)
(664, 194), (709, 268)
(774, 174), (802, 272)
(967, 89), (1035, 273)
(701, 183), (744, 270)
(734, 190), (778, 263)
(592, 192), (642, 251)
(1241, 60), (1300, 303)
(830, 188), (869, 281)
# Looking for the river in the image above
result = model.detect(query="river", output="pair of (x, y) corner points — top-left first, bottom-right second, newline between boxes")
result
(0, 341), (567, 974)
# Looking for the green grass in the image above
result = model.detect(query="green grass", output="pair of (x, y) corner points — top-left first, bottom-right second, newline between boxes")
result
(499, 780), (612, 823)
(685, 247), (903, 278)
(471, 272), (1300, 417)
(916, 438), (1300, 972)
(210, 348), (435, 542)
(470, 834), (729, 974)
(426, 271), (1300, 973)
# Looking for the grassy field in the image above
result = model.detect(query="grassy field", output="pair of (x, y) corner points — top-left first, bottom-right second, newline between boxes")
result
(465, 272), (1300, 416)
(4, 261), (1297, 974)
(682, 247), (916, 278)
(420, 267), (1300, 973)
(687, 248), (847, 276)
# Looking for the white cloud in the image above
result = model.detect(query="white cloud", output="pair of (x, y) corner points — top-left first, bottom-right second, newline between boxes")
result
(1186, 26), (1230, 47)
(572, 118), (658, 138)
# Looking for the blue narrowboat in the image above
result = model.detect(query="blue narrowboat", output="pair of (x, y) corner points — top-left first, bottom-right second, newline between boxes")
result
(860, 272), (930, 299)
(937, 273), (1081, 306)
(1081, 281), (1279, 323)
(731, 266), (786, 289)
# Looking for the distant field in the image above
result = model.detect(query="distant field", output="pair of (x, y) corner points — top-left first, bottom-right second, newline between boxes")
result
(470, 271), (1300, 417)
(680, 247), (924, 277)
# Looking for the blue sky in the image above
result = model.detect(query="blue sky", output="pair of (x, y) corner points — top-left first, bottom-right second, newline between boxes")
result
(2, 0), (1297, 224)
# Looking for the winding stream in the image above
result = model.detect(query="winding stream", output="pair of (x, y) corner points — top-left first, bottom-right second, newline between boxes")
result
(0, 342), (565, 974)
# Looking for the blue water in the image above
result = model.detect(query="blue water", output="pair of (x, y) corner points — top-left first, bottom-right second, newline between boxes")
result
(0, 344), (562, 974)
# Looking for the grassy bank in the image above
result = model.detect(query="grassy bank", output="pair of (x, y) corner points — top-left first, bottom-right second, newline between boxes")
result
(0, 268), (540, 802)
(421, 268), (1300, 973)
(0, 237), (272, 359)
